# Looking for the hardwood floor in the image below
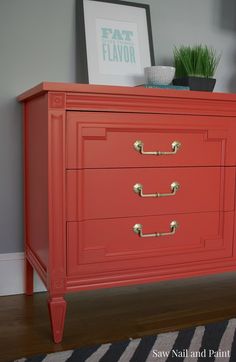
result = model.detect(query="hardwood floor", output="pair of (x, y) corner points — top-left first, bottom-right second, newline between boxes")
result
(1, 272), (236, 362)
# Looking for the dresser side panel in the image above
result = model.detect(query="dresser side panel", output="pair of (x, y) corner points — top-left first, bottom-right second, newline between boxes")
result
(25, 94), (49, 269)
(47, 107), (67, 295)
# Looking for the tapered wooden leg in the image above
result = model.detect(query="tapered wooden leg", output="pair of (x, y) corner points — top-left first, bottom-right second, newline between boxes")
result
(48, 296), (67, 343)
(25, 257), (34, 295)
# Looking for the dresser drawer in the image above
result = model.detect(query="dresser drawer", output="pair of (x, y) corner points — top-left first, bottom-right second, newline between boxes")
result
(66, 112), (236, 169)
(66, 167), (235, 221)
(66, 211), (235, 277)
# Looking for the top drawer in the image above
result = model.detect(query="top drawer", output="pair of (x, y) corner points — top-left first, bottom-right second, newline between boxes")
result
(66, 112), (236, 169)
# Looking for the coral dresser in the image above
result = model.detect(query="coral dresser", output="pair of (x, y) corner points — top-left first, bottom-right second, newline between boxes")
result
(18, 82), (236, 343)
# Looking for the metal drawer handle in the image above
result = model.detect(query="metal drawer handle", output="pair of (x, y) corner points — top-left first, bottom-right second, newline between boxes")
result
(133, 181), (180, 198)
(134, 140), (181, 155)
(133, 221), (179, 238)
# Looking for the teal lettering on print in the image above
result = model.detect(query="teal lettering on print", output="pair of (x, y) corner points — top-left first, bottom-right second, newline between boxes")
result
(102, 43), (136, 63)
(112, 29), (123, 40)
(101, 28), (112, 39)
(102, 28), (134, 41)
(122, 30), (133, 41)
(101, 27), (136, 64)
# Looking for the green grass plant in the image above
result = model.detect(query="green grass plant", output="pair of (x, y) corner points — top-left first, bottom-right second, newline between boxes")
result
(173, 45), (221, 78)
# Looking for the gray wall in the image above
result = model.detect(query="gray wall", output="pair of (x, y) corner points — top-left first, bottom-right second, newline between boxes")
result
(0, 0), (76, 253)
(0, 0), (236, 253)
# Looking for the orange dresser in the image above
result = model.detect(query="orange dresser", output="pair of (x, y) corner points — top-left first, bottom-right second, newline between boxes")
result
(18, 82), (236, 343)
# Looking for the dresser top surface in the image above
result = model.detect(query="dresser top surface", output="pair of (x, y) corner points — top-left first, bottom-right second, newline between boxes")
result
(18, 81), (236, 103)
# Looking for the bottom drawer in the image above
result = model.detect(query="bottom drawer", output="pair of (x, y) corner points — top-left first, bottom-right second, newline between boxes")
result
(66, 211), (235, 278)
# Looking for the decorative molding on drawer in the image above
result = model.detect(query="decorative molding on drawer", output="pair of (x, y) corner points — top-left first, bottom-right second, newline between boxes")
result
(0, 253), (46, 296)
(66, 92), (236, 116)
(66, 212), (235, 277)
(66, 113), (231, 169)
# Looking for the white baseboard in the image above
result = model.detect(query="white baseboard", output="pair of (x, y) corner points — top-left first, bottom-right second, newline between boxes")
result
(0, 252), (46, 296)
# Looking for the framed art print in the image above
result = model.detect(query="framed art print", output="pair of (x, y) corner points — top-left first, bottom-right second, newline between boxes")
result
(76, 0), (155, 86)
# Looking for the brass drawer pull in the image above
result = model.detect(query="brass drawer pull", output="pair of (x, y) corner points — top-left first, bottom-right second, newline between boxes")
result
(133, 220), (179, 238)
(133, 181), (180, 198)
(134, 140), (181, 155)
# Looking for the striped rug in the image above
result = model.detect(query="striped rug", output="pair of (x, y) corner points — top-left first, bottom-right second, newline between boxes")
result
(15, 319), (236, 362)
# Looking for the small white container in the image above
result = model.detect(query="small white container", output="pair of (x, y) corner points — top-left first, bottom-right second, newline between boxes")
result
(144, 66), (176, 85)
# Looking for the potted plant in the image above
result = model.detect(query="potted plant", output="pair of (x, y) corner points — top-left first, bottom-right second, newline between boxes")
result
(173, 45), (221, 91)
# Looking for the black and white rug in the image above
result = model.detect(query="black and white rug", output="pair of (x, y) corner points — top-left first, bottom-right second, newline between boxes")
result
(15, 319), (236, 362)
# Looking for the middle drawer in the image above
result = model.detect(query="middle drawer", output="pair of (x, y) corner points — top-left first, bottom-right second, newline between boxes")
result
(66, 167), (235, 221)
